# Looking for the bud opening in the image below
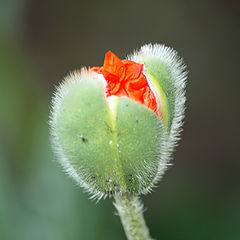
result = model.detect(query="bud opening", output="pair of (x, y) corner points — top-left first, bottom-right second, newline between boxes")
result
(91, 51), (159, 116)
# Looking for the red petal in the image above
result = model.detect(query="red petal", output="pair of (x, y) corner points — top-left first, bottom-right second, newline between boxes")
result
(123, 60), (143, 80)
(90, 51), (158, 115)
(103, 51), (124, 79)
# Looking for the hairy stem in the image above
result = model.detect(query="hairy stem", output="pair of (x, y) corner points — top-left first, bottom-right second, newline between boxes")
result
(113, 194), (153, 240)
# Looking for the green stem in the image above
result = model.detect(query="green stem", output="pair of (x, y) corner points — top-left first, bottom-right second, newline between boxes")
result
(113, 194), (153, 240)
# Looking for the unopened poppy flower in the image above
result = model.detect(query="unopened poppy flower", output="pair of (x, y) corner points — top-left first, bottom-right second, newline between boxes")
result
(49, 43), (187, 240)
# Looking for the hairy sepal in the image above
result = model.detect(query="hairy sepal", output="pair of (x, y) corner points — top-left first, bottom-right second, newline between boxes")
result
(129, 44), (187, 193)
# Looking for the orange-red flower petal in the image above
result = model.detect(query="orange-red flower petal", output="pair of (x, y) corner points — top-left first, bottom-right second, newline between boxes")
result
(91, 51), (158, 115)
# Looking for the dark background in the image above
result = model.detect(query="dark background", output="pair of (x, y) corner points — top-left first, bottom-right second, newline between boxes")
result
(0, 0), (239, 239)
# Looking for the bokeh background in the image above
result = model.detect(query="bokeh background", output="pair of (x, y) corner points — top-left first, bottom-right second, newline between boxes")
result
(0, 0), (239, 239)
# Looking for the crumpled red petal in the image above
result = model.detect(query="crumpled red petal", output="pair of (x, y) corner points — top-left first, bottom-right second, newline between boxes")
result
(91, 51), (158, 115)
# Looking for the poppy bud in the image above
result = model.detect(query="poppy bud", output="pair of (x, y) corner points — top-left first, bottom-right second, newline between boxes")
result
(49, 44), (187, 199)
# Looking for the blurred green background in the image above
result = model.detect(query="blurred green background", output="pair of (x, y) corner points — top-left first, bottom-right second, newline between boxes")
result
(0, 0), (239, 239)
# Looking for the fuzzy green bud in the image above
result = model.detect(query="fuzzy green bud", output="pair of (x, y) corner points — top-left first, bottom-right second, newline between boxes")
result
(49, 44), (187, 199)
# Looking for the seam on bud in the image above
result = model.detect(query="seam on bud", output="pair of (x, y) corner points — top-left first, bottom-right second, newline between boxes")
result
(143, 71), (168, 126)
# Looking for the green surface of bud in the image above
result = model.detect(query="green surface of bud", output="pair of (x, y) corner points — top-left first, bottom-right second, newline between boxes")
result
(49, 44), (187, 199)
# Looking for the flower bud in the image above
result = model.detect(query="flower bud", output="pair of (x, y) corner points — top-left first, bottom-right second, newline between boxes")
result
(49, 44), (187, 199)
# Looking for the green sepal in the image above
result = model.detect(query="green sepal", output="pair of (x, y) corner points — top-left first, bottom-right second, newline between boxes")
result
(116, 97), (163, 194)
(55, 74), (123, 195)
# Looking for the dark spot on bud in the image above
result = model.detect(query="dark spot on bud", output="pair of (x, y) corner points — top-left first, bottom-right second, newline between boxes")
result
(81, 137), (88, 143)
(128, 174), (136, 183)
(136, 119), (139, 123)
(128, 178), (136, 184)
(126, 104), (128, 107)
(105, 122), (113, 133)
(109, 190), (114, 195)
